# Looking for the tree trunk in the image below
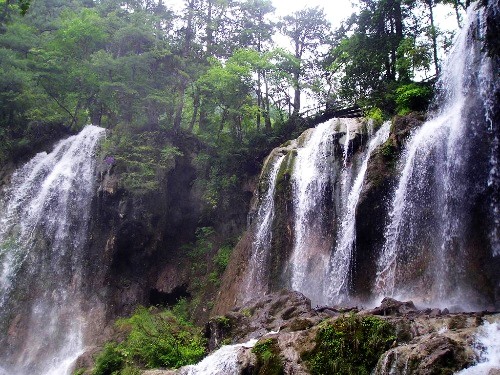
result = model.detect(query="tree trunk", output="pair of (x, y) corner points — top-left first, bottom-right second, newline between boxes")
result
(189, 87), (200, 132)
(426, 0), (440, 76)
(263, 71), (271, 131)
(206, 0), (214, 55)
(173, 82), (186, 130)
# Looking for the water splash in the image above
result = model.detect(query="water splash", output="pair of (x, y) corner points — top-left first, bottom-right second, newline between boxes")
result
(180, 339), (258, 375)
(456, 321), (500, 374)
(326, 122), (391, 303)
(0, 125), (105, 375)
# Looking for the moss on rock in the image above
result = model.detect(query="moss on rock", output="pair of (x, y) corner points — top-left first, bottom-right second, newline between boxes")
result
(302, 315), (396, 375)
(251, 338), (284, 375)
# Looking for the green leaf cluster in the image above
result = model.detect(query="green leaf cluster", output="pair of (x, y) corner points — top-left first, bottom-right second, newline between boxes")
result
(92, 306), (206, 375)
(101, 127), (183, 193)
(395, 83), (433, 115)
(303, 315), (396, 375)
(252, 338), (284, 375)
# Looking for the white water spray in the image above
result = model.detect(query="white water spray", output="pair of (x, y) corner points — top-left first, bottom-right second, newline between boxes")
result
(456, 321), (500, 374)
(180, 339), (258, 375)
(244, 154), (285, 299)
(289, 120), (337, 304)
(0, 125), (105, 375)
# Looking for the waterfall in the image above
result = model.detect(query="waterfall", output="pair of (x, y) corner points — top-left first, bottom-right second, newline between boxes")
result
(374, 3), (498, 306)
(289, 120), (339, 305)
(456, 321), (500, 374)
(326, 121), (391, 303)
(180, 339), (258, 375)
(0, 125), (105, 375)
(244, 154), (285, 299)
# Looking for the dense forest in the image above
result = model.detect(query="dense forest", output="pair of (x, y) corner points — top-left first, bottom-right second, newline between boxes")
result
(0, 0), (469, 238)
(1, 0), (466, 157)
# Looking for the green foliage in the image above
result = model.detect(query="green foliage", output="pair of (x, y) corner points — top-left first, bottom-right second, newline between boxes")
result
(303, 315), (396, 375)
(209, 244), (234, 285)
(252, 338), (284, 375)
(365, 107), (384, 128)
(187, 227), (214, 259)
(92, 306), (206, 375)
(214, 245), (233, 271)
(380, 138), (397, 159)
(93, 342), (124, 375)
(101, 128), (183, 193)
(214, 315), (231, 330)
(395, 83), (433, 115)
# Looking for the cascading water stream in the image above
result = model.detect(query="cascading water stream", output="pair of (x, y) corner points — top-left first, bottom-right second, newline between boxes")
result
(289, 120), (337, 305)
(244, 154), (285, 299)
(374, 3), (498, 306)
(326, 121), (391, 303)
(0, 125), (105, 375)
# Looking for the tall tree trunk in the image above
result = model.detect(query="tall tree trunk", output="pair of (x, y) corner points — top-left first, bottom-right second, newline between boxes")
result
(189, 87), (200, 132)
(426, 0), (440, 76)
(206, 0), (214, 55)
(173, 0), (195, 130)
(293, 70), (300, 115)
(173, 82), (186, 130)
(263, 71), (271, 131)
(256, 70), (262, 130)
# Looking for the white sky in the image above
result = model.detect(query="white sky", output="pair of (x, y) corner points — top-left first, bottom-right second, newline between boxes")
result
(271, 0), (460, 32)
(271, 0), (356, 27)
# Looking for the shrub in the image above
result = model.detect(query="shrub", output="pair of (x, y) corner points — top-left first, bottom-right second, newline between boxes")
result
(365, 107), (385, 128)
(91, 306), (206, 375)
(93, 342), (124, 375)
(395, 83), (433, 115)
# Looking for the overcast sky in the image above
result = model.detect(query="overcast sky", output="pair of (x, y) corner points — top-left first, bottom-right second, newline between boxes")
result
(271, 0), (460, 31)
(271, 0), (356, 27)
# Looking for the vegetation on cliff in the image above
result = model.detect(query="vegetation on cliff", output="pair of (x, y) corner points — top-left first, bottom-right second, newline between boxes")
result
(89, 305), (206, 375)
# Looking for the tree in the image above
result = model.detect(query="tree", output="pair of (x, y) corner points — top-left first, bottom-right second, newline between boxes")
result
(280, 6), (330, 115)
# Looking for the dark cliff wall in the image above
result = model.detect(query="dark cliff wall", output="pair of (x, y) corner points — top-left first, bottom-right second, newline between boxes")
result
(81, 130), (258, 329)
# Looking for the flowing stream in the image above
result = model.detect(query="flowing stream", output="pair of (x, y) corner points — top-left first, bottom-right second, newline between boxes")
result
(456, 321), (500, 374)
(0, 125), (105, 375)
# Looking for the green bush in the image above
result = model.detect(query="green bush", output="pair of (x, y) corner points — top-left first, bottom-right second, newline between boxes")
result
(395, 83), (432, 115)
(303, 315), (395, 375)
(101, 127), (183, 194)
(93, 342), (124, 375)
(365, 107), (384, 128)
(91, 306), (206, 375)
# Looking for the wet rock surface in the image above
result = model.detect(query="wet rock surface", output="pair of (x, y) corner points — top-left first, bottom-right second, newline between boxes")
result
(198, 291), (500, 375)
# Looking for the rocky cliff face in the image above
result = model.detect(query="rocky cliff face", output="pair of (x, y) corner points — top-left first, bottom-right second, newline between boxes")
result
(83, 130), (259, 331)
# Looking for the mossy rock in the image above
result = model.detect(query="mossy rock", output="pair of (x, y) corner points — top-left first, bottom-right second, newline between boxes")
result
(251, 338), (284, 375)
(302, 315), (396, 375)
